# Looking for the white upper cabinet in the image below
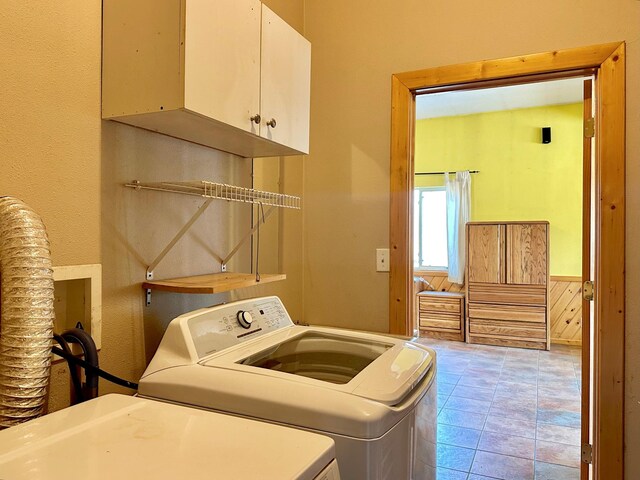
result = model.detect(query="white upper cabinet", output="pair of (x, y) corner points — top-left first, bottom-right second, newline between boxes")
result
(260, 5), (311, 154)
(184, 0), (261, 135)
(102, 0), (310, 158)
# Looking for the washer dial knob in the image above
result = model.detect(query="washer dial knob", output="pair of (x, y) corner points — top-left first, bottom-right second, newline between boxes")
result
(236, 310), (253, 329)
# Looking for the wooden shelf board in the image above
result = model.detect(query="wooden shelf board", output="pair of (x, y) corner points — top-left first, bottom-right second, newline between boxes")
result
(142, 272), (286, 294)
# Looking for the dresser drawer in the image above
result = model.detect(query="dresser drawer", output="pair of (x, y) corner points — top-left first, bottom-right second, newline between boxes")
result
(418, 291), (464, 312)
(468, 303), (546, 323)
(417, 291), (465, 342)
(468, 283), (546, 306)
(469, 318), (547, 340)
(419, 297), (462, 314)
(419, 314), (461, 331)
(467, 334), (547, 350)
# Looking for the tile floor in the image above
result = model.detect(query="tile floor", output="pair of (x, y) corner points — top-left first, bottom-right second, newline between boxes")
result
(415, 338), (582, 480)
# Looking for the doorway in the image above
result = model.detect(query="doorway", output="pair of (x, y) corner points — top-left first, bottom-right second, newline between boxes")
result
(412, 76), (588, 479)
(388, 43), (625, 479)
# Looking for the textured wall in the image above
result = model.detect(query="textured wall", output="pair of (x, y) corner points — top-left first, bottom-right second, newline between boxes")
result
(101, 124), (252, 379)
(415, 103), (583, 276)
(303, 1), (640, 477)
(0, 0), (102, 411)
(0, 0), (101, 269)
(262, 0), (304, 33)
(250, 0), (306, 322)
(0, 0), (304, 411)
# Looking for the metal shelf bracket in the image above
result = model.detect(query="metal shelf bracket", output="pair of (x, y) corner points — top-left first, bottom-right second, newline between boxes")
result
(145, 198), (215, 280)
(221, 205), (276, 271)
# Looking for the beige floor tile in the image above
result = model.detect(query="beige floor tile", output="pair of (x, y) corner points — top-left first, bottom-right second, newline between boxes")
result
(426, 338), (582, 479)
(478, 431), (535, 459)
(536, 423), (581, 446)
(471, 451), (534, 480)
(483, 415), (536, 439)
(535, 440), (581, 468)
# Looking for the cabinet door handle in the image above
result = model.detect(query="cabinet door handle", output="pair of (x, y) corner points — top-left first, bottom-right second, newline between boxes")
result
(266, 118), (277, 128)
(250, 114), (261, 124)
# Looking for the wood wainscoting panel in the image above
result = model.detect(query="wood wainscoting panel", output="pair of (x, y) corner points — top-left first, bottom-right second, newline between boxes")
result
(549, 277), (583, 346)
(418, 273), (582, 346)
(414, 271), (464, 293)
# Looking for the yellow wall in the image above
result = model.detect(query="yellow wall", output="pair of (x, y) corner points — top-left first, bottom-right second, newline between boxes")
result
(415, 103), (583, 276)
(303, 2), (640, 476)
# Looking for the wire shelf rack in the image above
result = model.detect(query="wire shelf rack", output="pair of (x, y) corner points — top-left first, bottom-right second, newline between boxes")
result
(126, 180), (301, 209)
(125, 179), (300, 301)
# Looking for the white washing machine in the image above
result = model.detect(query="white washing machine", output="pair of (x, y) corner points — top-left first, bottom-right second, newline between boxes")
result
(0, 394), (339, 479)
(139, 296), (437, 480)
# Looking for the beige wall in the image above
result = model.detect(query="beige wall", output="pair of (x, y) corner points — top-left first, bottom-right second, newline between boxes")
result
(3, 0), (639, 476)
(0, 0), (305, 410)
(262, 0), (304, 34)
(251, 1), (307, 322)
(303, 0), (640, 477)
(251, 156), (306, 322)
(101, 124), (252, 371)
(0, 0), (103, 410)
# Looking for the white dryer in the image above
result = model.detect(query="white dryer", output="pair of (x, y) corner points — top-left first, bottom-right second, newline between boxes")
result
(139, 296), (437, 480)
(0, 394), (339, 480)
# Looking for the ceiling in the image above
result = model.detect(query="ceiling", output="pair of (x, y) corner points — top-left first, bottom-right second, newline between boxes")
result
(415, 77), (586, 120)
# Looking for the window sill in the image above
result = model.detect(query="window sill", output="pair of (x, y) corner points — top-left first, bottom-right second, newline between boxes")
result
(414, 269), (449, 276)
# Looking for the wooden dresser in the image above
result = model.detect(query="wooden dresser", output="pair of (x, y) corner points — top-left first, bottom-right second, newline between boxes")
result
(417, 291), (465, 341)
(466, 221), (550, 350)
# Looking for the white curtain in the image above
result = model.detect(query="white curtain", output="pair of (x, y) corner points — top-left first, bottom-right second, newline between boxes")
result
(445, 171), (471, 284)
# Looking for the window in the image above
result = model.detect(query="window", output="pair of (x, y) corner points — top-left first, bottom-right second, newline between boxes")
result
(414, 187), (448, 269)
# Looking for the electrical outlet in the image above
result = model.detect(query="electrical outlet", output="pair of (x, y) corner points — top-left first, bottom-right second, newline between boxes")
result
(376, 248), (390, 272)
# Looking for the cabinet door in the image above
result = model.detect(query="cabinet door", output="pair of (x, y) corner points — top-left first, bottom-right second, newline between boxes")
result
(467, 224), (505, 284)
(260, 5), (311, 154)
(506, 224), (548, 285)
(183, 0), (261, 133)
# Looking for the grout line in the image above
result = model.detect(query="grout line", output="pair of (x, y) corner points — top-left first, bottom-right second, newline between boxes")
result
(468, 445), (480, 476)
(474, 444), (535, 461)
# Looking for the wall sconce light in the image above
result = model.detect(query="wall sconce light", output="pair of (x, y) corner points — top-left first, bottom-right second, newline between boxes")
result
(542, 127), (551, 144)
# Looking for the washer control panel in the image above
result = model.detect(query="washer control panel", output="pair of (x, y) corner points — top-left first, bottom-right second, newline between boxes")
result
(186, 297), (293, 358)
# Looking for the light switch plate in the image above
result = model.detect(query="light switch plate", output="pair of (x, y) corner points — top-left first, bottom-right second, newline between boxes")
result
(376, 248), (390, 272)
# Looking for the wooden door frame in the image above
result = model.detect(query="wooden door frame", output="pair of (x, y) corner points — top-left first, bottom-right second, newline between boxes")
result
(389, 43), (625, 478)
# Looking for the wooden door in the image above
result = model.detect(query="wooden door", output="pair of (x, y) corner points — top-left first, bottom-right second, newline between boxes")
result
(506, 223), (548, 285)
(581, 78), (594, 480)
(260, 4), (311, 153)
(467, 224), (504, 284)
(184, 0), (261, 133)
